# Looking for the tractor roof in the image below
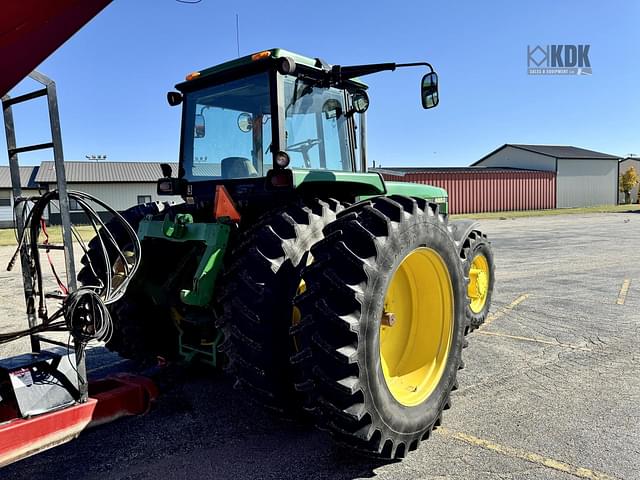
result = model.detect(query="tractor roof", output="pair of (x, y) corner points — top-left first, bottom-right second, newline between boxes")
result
(180, 48), (367, 88)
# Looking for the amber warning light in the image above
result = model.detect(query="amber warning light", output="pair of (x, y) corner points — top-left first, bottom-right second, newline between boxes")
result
(251, 51), (271, 61)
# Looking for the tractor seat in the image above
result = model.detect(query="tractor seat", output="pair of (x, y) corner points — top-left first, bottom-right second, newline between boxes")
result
(221, 157), (258, 178)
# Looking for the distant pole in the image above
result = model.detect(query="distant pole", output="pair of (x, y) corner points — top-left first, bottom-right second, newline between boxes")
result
(235, 14), (240, 57)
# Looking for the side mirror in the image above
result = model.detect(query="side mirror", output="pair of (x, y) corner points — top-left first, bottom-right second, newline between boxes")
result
(421, 72), (439, 109)
(167, 91), (183, 106)
(195, 113), (205, 138)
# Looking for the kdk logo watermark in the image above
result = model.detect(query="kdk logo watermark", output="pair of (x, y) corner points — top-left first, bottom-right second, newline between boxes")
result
(527, 45), (592, 75)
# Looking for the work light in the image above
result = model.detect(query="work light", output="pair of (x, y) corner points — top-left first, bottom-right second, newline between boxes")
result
(275, 151), (290, 168)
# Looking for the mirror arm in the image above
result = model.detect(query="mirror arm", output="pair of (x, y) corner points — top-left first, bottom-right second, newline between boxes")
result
(396, 62), (435, 73)
(330, 61), (434, 85)
(330, 63), (395, 84)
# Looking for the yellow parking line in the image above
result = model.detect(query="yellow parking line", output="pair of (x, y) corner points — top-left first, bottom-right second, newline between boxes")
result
(437, 428), (618, 480)
(616, 279), (630, 305)
(476, 331), (592, 351)
(481, 293), (530, 329)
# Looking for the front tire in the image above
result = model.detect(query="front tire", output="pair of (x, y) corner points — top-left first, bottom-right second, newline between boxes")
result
(292, 196), (469, 458)
(462, 231), (495, 330)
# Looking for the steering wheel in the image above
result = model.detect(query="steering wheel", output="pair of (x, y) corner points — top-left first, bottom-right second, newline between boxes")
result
(286, 139), (322, 168)
(286, 138), (321, 152)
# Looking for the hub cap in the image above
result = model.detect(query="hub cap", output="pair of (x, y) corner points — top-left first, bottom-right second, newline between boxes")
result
(468, 253), (489, 313)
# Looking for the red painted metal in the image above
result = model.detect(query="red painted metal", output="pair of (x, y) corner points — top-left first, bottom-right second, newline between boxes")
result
(88, 374), (159, 427)
(0, 398), (96, 468)
(380, 169), (556, 214)
(0, 0), (113, 97)
(0, 374), (157, 467)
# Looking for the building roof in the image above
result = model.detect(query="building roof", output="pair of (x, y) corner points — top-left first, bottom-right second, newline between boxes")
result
(372, 166), (543, 176)
(35, 161), (178, 183)
(473, 144), (620, 165)
(0, 166), (39, 189)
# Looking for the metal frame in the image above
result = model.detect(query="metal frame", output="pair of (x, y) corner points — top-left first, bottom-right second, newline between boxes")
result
(271, 69), (286, 161)
(359, 112), (367, 172)
(136, 215), (230, 366)
(1, 71), (86, 401)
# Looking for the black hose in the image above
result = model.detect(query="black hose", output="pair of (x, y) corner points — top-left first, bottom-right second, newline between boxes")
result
(0, 190), (141, 347)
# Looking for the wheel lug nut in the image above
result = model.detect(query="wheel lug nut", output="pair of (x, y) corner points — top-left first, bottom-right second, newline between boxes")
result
(381, 312), (396, 327)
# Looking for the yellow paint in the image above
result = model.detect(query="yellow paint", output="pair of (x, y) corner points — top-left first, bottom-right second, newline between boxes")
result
(481, 293), (530, 329)
(468, 253), (490, 313)
(438, 428), (618, 480)
(616, 279), (630, 305)
(477, 331), (592, 352)
(291, 254), (315, 352)
(380, 247), (453, 407)
(291, 278), (306, 352)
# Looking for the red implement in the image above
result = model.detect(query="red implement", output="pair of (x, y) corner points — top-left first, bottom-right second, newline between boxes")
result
(0, 0), (112, 97)
(0, 374), (157, 468)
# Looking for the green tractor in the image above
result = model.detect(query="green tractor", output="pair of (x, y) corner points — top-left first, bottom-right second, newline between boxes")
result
(79, 49), (494, 458)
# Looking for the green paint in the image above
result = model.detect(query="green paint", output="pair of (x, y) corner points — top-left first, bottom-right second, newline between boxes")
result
(292, 169), (386, 195)
(137, 216), (230, 307)
(384, 181), (448, 200)
(137, 216), (228, 366)
(163, 213), (193, 239)
(360, 181), (449, 214)
(178, 330), (223, 367)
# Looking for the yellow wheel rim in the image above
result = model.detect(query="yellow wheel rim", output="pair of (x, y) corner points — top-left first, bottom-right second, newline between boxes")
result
(380, 247), (454, 407)
(291, 278), (306, 352)
(292, 254), (313, 352)
(468, 253), (489, 314)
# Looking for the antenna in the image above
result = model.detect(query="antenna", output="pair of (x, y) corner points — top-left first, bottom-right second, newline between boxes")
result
(235, 14), (240, 57)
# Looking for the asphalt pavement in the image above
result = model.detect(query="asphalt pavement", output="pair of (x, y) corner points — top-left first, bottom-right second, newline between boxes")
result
(0, 211), (638, 480)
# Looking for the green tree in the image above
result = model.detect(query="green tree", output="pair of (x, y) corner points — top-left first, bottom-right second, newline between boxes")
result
(619, 167), (639, 204)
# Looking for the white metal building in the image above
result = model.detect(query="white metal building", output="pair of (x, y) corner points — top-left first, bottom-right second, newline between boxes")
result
(619, 157), (640, 204)
(472, 144), (620, 208)
(35, 161), (182, 224)
(0, 166), (42, 228)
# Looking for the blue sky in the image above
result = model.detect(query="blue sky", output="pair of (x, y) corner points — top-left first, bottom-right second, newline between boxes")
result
(2, 0), (638, 167)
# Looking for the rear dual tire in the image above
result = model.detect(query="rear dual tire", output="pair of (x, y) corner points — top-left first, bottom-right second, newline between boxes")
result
(291, 196), (469, 458)
(217, 198), (343, 412)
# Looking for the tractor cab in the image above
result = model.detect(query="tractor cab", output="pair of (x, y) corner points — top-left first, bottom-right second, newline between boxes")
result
(160, 49), (439, 207)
